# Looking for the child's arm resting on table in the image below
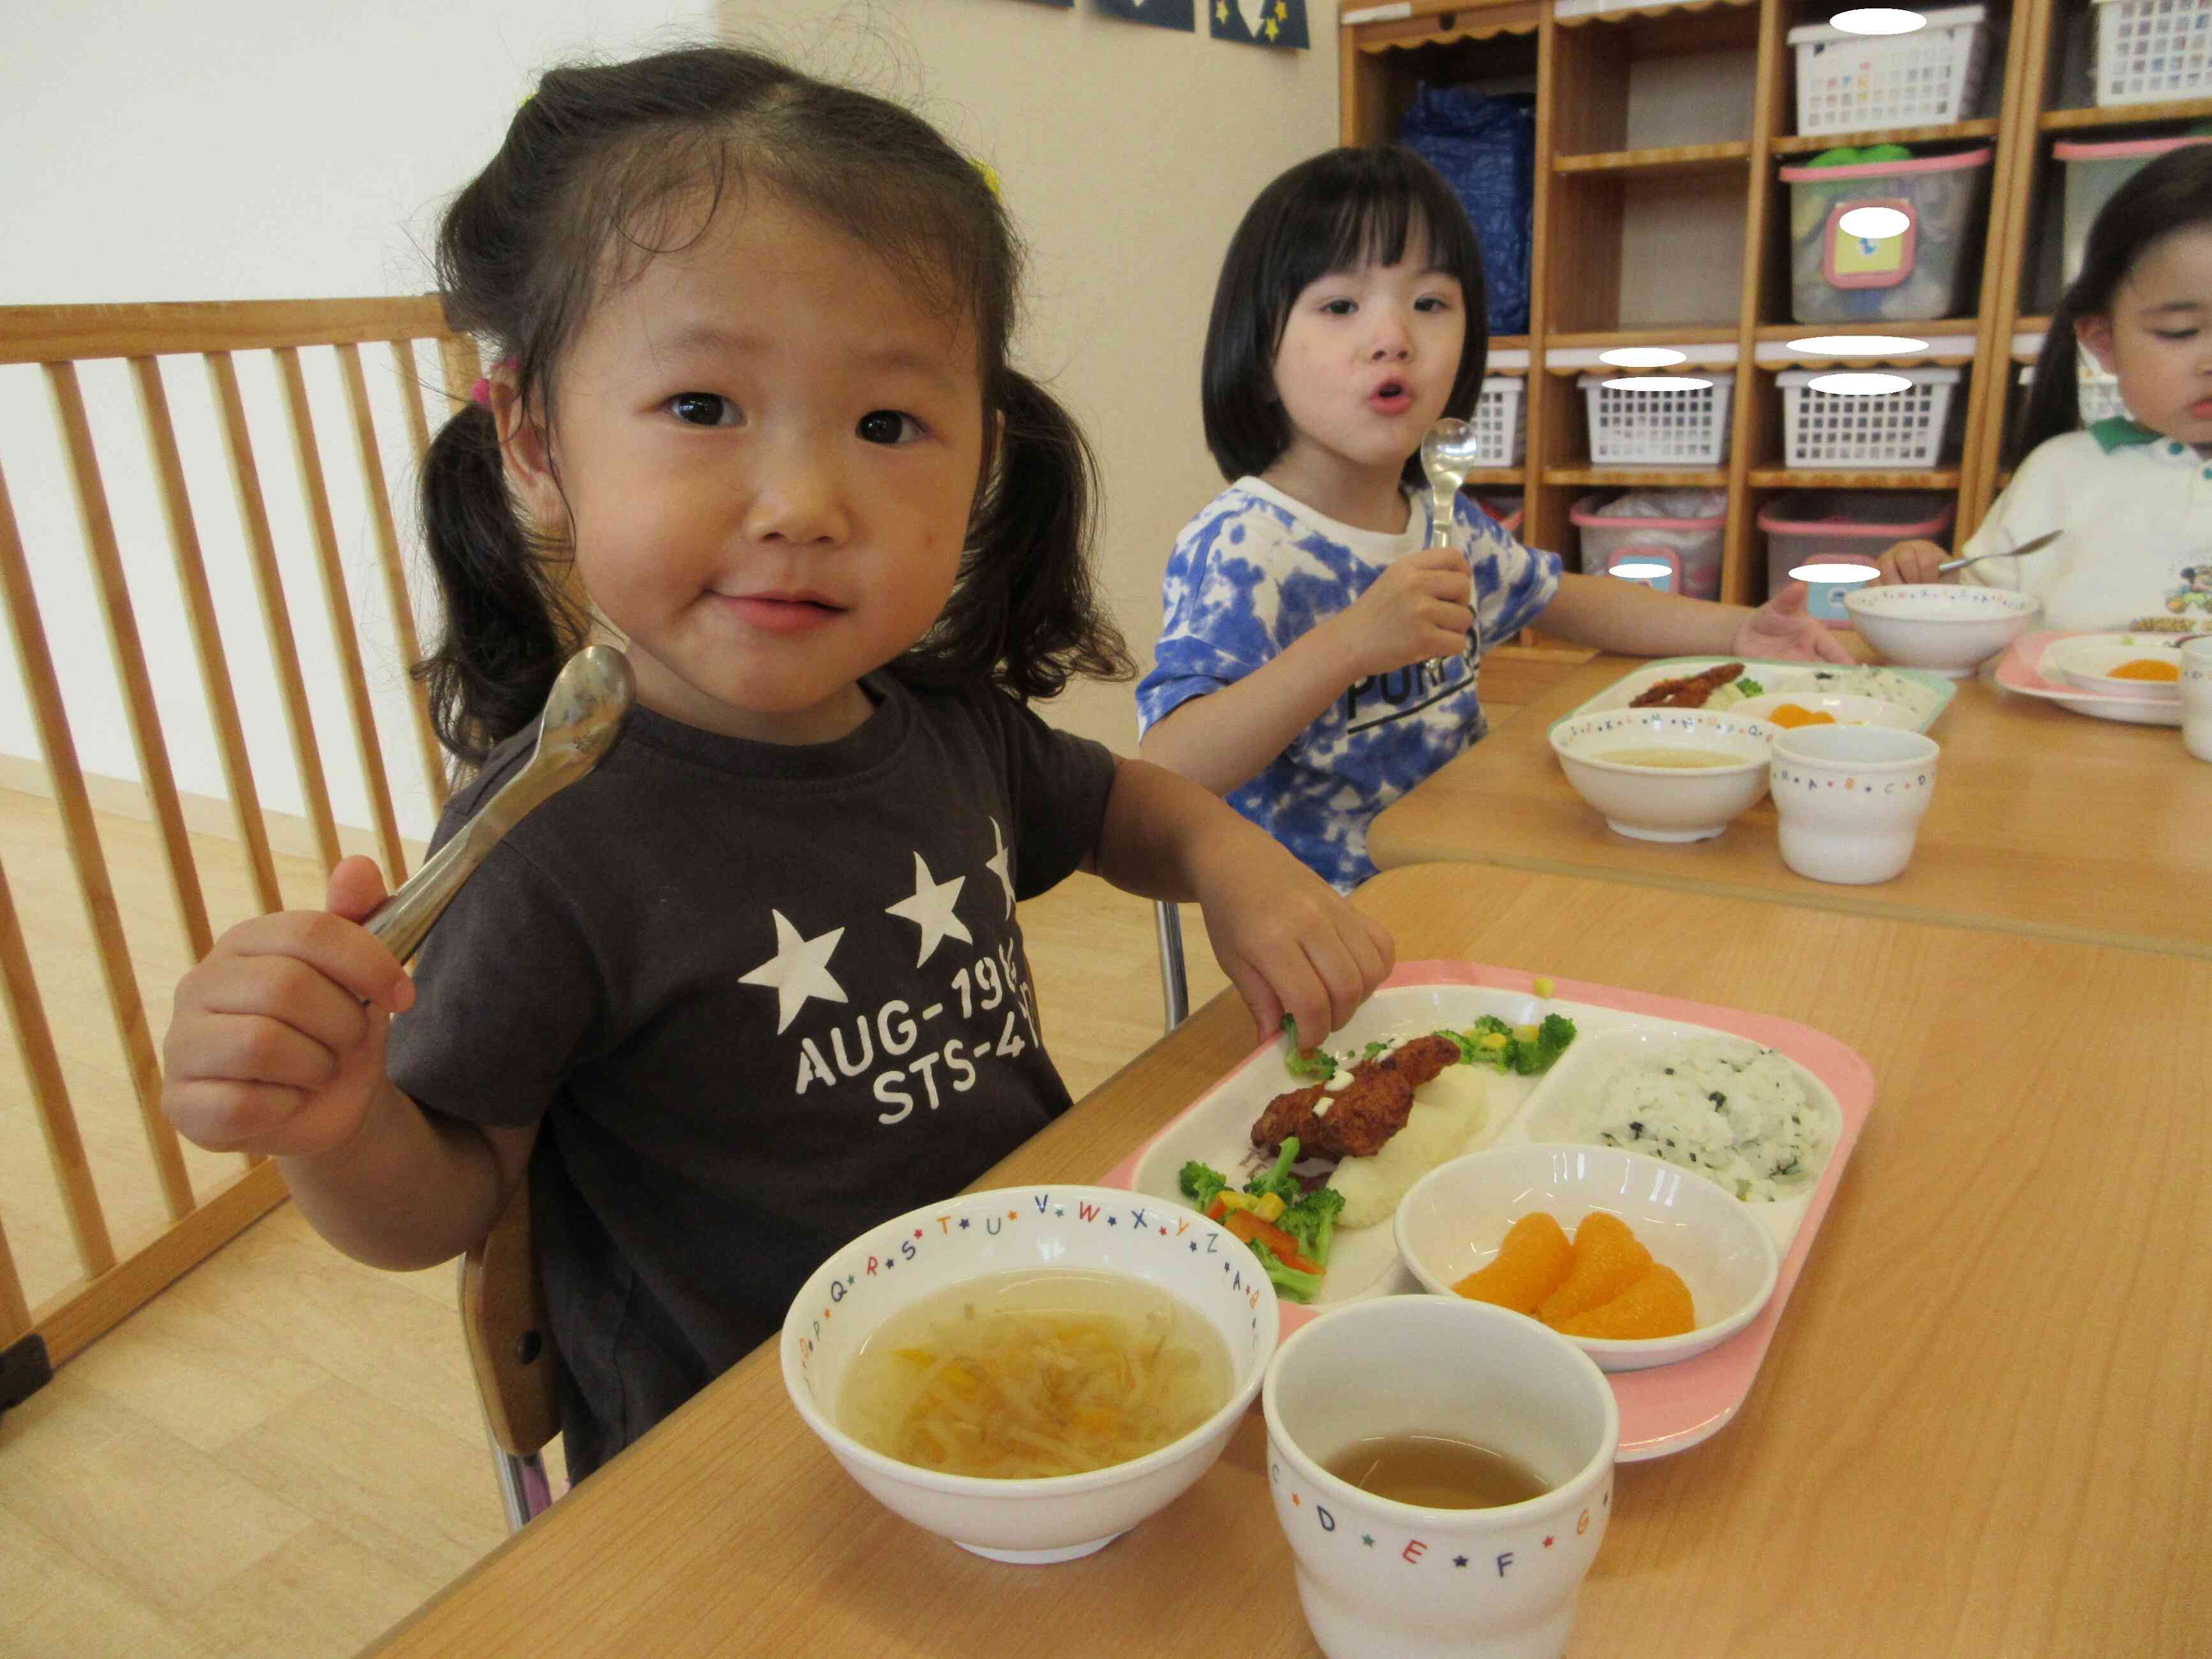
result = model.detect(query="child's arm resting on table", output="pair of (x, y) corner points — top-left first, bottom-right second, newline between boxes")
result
(161, 855), (535, 1272)
(1139, 545), (1472, 798)
(1088, 757), (1395, 1046)
(1539, 572), (1854, 663)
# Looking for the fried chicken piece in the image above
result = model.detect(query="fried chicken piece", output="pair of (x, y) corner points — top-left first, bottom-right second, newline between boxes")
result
(1304, 1069), (1416, 1159)
(1250, 1033), (1465, 1161)
(1250, 1082), (1326, 1155)
(1629, 661), (1744, 710)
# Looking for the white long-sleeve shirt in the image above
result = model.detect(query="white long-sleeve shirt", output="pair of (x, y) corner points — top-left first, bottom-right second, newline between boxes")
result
(1960, 419), (2212, 632)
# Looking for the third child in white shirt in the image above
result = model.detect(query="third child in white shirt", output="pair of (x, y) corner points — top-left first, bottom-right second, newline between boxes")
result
(1876, 144), (2212, 632)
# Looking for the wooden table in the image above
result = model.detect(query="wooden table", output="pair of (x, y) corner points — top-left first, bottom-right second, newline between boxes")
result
(1368, 653), (2212, 960)
(366, 865), (2210, 1658)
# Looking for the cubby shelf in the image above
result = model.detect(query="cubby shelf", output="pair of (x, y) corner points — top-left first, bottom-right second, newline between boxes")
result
(1747, 468), (1963, 488)
(2040, 96), (2212, 131)
(1543, 466), (1731, 486)
(1555, 141), (1752, 175)
(1342, 0), (2095, 604)
(1769, 119), (1999, 155)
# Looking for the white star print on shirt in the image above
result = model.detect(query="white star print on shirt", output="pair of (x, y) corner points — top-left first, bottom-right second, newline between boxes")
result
(738, 909), (847, 1034)
(885, 851), (971, 967)
(985, 817), (1015, 918)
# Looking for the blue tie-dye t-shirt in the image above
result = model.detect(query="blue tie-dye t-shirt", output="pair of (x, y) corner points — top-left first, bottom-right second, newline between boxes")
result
(1137, 477), (1562, 891)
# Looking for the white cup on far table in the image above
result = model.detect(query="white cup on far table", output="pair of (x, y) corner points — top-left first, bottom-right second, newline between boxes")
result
(1262, 1296), (1618, 1659)
(2183, 636), (2212, 763)
(1770, 724), (1941, 884)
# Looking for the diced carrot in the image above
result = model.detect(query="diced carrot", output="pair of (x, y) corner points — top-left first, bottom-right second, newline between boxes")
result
(1223, 1209), (1320, 1275)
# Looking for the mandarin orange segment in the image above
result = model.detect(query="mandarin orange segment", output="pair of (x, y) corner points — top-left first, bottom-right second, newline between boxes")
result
(1555, 1263), (1696, 1340)
(1452, 1211), (1574, 1314)
(1536, 1211), (1653, 1327)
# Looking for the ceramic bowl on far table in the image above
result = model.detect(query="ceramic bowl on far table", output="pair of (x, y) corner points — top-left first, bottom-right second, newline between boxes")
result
(1548, 708), (1773, 843)
(781, 1184), (1276, 1565)
(2040, 633), (2189, 703)
(1395, 1143), (1779, 1373)
(1843, 583), (2040, 676)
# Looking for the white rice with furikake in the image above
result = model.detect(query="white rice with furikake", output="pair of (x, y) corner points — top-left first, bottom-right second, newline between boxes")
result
(1544, 1038), (1833, 1202)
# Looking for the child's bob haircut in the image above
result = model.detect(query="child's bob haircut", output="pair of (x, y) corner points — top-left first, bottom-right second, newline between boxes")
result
(1201, 145), (1490, 489)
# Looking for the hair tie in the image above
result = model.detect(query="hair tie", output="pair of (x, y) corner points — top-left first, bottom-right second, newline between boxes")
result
(470, 378), (492, 407)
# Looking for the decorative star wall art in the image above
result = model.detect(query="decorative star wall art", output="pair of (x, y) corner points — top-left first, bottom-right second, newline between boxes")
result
(1094, 0), (1197, 31)
(1211, 0), (1308, 47)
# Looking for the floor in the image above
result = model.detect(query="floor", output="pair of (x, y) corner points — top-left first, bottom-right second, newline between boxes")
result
(0, 781), (1238, 1659)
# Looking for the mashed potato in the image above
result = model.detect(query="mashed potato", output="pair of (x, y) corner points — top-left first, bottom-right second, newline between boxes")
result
(1329, 1065), (1489, 1230)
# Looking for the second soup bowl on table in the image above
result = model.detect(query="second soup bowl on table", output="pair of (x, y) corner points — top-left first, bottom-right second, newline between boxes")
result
(781, 1184), (1276, 1564)
(1395, 1144), (1779, 1373)
(1842, 583), (2040, 676)
(1548, 708), (1773, 843)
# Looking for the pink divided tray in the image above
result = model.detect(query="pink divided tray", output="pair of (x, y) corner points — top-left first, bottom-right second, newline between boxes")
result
(1098, 960), (1874, 1460)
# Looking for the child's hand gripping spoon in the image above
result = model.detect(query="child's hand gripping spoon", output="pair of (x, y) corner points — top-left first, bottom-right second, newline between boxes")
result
(363, 644), (635, 965)
(1419, 418), (1485, 671)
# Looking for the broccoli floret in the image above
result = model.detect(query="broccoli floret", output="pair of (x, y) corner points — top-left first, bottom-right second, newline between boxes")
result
(1280, 1015), (1334, 1082)
(1246, 1239), (1324, 1304)
(1449, 1014), (1517, 1069)
(1244, 1138), (1304, 1206)
(1512, 1012), (1578, 1076)
(1735, 677), (1765, 698)
(1177, 1160), (1228, 1212)
(1275, 1183), (1346, 1268)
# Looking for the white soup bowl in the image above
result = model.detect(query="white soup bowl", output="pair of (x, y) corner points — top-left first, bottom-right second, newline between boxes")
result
(1548, 708), (1772, 843)
(781, 1184), (1276, 1564)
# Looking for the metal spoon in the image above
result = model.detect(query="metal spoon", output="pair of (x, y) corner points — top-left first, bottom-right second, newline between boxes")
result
(364, 644), (635, 965)
(1419, 419), (1486, 666)
(1938, 529), (2061, 573)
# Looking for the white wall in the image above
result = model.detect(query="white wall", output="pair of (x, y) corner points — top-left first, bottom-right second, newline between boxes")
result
(1, 0), (1339, 845)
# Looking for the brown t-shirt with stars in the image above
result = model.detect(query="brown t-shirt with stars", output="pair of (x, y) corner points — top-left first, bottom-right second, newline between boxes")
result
(385, 674), (1118, 1480)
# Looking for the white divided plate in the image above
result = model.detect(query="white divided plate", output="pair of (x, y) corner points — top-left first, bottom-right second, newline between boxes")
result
(1117, 982), (1844, 1307)
(1566, 657), (1957, 732)
(2040, 632), (2188, 702)
(1730, 690), (1920, 731)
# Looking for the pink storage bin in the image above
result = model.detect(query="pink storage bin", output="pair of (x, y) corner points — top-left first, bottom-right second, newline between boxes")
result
(1472, 493), (1524, 537)
(2054, 135), (2212, 283)
(1758, 491), (1954, 627)
(1571, 492), (1724, 601)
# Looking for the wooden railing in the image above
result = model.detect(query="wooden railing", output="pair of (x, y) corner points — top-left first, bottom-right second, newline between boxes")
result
(0, 297), (479, 1397)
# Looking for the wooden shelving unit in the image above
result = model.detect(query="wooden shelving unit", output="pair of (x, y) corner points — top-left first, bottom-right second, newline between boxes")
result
(1338, 0), (2212, 609)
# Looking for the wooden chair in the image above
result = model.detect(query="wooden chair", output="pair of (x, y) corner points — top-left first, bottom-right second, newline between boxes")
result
(458, 1175), (562, 1530)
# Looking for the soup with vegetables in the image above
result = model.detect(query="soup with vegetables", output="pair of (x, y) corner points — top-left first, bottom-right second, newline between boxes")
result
(839, 1270), (1231, 1479)
(1590, 746), (1742, 770)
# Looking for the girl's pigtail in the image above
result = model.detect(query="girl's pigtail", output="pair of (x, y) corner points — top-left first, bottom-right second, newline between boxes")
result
(414, 400), (587, 771)
(2012, 300), (2089, 470)
(908, 371), (1133, 701)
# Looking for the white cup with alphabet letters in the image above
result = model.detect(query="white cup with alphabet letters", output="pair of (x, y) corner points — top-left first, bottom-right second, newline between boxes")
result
(1262, 1297), (1618, 1659)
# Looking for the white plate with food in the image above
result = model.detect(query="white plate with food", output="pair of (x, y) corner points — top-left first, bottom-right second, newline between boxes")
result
(2037, 632), (2188, 703)
(1564, 657), (1957, 731)
(1098, 962), (1873, 1458)
(1996, 632), (2188, 727)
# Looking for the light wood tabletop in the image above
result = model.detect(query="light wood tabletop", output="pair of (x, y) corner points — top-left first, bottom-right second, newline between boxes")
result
(364, 863), (2210, 1658)
(1366, 653), (2212, 960)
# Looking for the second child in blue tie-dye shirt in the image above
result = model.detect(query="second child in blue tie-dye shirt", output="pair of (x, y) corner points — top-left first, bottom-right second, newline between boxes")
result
(1138, 147), (1850, 890)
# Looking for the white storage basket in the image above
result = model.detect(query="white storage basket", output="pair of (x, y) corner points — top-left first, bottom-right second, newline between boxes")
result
(1471, 376), (1528, 466)
(2091, 0), (2212, 106)
(1787, 7), (1994, 135)
(1578, 372), (1736, 466)
(2018, 363), (2130, 428)
(1779, 367), (1964, 469)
